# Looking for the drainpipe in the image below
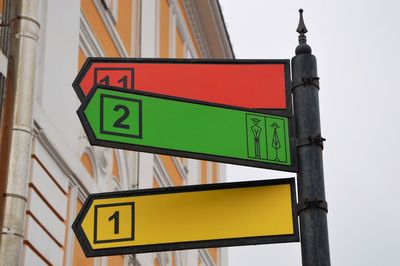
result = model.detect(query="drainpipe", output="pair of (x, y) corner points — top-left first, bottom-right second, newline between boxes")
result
(0, 0), (11, 122)
(0, 1), (40, 265)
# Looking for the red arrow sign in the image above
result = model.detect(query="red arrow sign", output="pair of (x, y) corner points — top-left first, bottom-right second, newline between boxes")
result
(73, 58), (291, 111)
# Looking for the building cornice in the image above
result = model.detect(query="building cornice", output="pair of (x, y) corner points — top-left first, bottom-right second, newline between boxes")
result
(183, 0), (234, 59)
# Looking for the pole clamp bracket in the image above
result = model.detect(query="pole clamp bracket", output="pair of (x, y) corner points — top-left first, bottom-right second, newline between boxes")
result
(296, 197), (328, 214)
(296, 134), (326, 150)
(292, 76), (320, 91)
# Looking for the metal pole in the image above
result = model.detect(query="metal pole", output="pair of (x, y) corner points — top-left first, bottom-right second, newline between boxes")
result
(292, 10), (331, 266)
(0, 0), (40, 265)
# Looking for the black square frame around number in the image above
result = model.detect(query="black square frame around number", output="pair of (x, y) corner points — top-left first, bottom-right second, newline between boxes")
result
(94, 67), (135, 89)
(93, 202), (135, 244)
(100, 94), (143, 139)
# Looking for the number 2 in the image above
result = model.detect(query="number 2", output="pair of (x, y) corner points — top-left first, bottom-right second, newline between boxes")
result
(113, 105), (130, 129)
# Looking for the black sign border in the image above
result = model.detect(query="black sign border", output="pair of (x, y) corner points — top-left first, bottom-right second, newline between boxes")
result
(73, 57), (293, 115)
(77, 85), (298, 173)
(72, 178), (299, 257)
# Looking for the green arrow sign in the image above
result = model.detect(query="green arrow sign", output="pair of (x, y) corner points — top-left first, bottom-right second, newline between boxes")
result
(78, 86), (297, 172)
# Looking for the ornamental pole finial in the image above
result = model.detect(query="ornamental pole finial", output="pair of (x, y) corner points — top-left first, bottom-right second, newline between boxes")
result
(295, 9), (312, 54)
(297, 9), (308, 42)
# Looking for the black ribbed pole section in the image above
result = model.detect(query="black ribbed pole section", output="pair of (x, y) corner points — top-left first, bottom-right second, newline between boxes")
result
(292, 9), (331, 266)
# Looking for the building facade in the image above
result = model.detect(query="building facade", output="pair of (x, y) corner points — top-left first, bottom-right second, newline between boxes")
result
(0, 0), (234, 265)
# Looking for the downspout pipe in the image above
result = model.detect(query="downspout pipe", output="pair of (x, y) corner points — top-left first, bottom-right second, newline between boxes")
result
(0, 0), (11, 122)
(0, 1), (40, 265)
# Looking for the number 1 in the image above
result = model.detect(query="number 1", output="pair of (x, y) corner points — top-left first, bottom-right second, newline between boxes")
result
(99, 76), (110, 85)
(108, 211), (120, 234)
(118, 76), (128, 88)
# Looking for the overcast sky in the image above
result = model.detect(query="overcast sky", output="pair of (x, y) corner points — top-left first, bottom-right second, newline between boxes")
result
(219, 0), (400, 265)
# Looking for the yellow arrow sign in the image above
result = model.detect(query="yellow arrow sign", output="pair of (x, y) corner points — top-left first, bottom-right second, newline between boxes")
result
(72, 179), (298, 257)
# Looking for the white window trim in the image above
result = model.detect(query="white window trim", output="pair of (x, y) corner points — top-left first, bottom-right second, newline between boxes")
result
(159, 0), (198, 58)
(155, 0), (161, 57)
(199, 249), (215, 266)
(181, 0), (210, 58)
(80, 146), (99, 182)
(102, 0), (119, 23)
(154, 253), (168, 266)
(171, 157), (187, 183)
(115, 149), (130, 189)
(31, 120), (102, 266)
(214, 163), (220, 183)
(169, 5), (177, 58)
(131, 0), (142, 57)
(94, 0), (129, 57)
(169, 0), (198, 58)
(207, 162), (213, 183)
(80, 12), (105, 57)
(63, 185), (77, 266)
(154, 155), (173, 187)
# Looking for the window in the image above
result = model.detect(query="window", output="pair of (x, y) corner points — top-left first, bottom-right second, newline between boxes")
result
(80, 152), (95, 179)
(101, 0), (119, 22)
(112, 150), (120, 182)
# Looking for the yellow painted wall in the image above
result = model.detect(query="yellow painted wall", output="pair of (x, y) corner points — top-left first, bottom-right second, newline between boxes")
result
(177, 0), (201, 56)
(200, 161), (207, 184)
(81, 0), (119, 56)
(63, 188), (71, 265)
(112, 150), (120, 181)
(178, 157), (187, 166)
(160, 0), (170, 58)
(73, 199), (94, 266)
(153, 177), (160, 188)
(176, 28), (184, 58)
(172, 252), (176, 266)
(209, 248), (218, 264)
(159, 155), (183, 186)
(115, 0), (132, 54)
(108, 255), (124, 265)
(78, 48), (86, 70)
(76, 1), (225, 264)
(80, 153), (94, 178)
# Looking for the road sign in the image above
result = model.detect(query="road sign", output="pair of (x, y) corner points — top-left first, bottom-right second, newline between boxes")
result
(72, 178), (299, 256)
(78, 86), (297, 172)
(73, 58), (292, 112)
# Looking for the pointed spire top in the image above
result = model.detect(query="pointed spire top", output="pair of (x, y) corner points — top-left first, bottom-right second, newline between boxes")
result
(296, 9), (308, 36)
(295, 9), (312, 54)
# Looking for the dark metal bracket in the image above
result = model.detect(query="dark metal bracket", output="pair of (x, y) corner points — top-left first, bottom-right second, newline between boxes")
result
(292, 76), (320, 91)
(296, 134), (326, 150)
(296, 198), (328, 214)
